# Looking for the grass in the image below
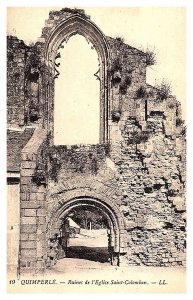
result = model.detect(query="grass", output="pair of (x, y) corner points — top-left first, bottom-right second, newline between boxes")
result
(145, 48), (157, 66)
(136, 86), (147, 98)
(156, 80), (172, 100)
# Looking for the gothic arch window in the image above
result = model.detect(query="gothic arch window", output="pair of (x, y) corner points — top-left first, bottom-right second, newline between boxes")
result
(54, 35), (100, 145)
(44, 15), (109, 144)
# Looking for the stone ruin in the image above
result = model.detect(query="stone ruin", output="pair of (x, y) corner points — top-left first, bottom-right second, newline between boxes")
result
(7, 8), (186, 274)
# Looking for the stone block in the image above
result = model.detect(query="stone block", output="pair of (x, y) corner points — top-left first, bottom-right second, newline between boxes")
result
(21, 152), (34, 161)
(21, 201), (38, 209)
(29, 193), (37, 201)
(20, 260), (27, 268)
(21, 161), (37, 169)
(21, 240), (36, 249)
(20, 177), (31, 185)
(38, 37), (45, 43)
(20, 192), (27, 201)
(24, 209), (36, 217)
(20, 224), (37, 233)
(36, 193), (45, 201)
(28, 233), (37, 241)
(37, 209), (46, 216)
(28, 261), (37, 269)
(20, 268), (36, 275)
(36, 260), (45, 269)
(21, 217), (37, 225)
(37, 233), (45, 241)
(38, 225), (47, 232)
(21, 169), (35, 177)
(21, 249), (36, 258)
(38, 216), (46, 224)
(20, 233), (29, 241)
(31, 184), (45, 193)
(37, 201), (46, 207)
(172, 252), (178, 258)
(20, 184), (29, 193)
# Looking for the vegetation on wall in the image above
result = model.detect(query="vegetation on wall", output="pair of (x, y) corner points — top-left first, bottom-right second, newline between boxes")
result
(110, 57), (122, 85)
(112, 110), (121, 122)
(119, 75), (132, 95)
(110, 53), (133, 96)
(176, 117), (184, 127)
(48, 144), (110, 181)
(136, 80), (172, 101)
(25, 45), (42, 82)
(114, 35), (125, 44)
(136, 86), (147, 98)
(145, 48), (157, 66)
(125, 130), (150, 145)
(156, 80), (172, 101)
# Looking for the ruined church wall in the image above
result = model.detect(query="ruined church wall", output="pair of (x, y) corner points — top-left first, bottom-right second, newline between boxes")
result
(7, 36), (47, 128)
(7, 8), (186, 271)
(40, 11), (186, 266)
(7, 36), (26, 127)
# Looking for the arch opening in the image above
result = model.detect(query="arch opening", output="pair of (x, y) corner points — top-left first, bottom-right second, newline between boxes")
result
(54, 35), (100, 145)
(47, 197), (123, 269)
(45, 15), (109, 143)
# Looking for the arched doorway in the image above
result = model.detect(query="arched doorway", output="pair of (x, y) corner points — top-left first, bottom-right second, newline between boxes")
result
(47, 196), (126, 269)
(57, 205), (112, 264)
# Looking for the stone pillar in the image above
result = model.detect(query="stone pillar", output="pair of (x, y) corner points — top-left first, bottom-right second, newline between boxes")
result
(19, 128), (48, 275)
(20, 160), (47, 274)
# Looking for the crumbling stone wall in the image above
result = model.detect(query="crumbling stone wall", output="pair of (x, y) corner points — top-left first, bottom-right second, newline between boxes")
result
(7, 36), (26, 126)
(7, 37), (47, 127)
(107, 36), (147, 158)
(7, 8), (186, 273)
(118, 113), (186, 266)
(48, 144), (110, 180)
(46, 113), (185, 267)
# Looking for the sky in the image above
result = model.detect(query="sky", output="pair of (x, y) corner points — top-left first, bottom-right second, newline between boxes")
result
(54, 35), (100, 144)
(6, 7), (186, 144)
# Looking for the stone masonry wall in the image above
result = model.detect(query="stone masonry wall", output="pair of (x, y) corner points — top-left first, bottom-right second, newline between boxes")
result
(7, 8), (186, 272)
(46, 143), (122, 228)
(7, 36), (26, 126)
(46, 110), (186, 266)
(7, 36), (47, 128)
(118, 114), (186, 266)
(43, 9), (185, 266)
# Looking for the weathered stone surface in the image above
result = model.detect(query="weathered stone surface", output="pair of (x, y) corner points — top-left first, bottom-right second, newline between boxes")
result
(24, 209), (37, 217)
(21, 217), (37, 225)
(7, 8), (186, 274)
(20, 224), (37, 233)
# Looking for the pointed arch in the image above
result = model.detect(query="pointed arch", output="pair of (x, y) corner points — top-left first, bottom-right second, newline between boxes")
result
(44, 15), (109, 143)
